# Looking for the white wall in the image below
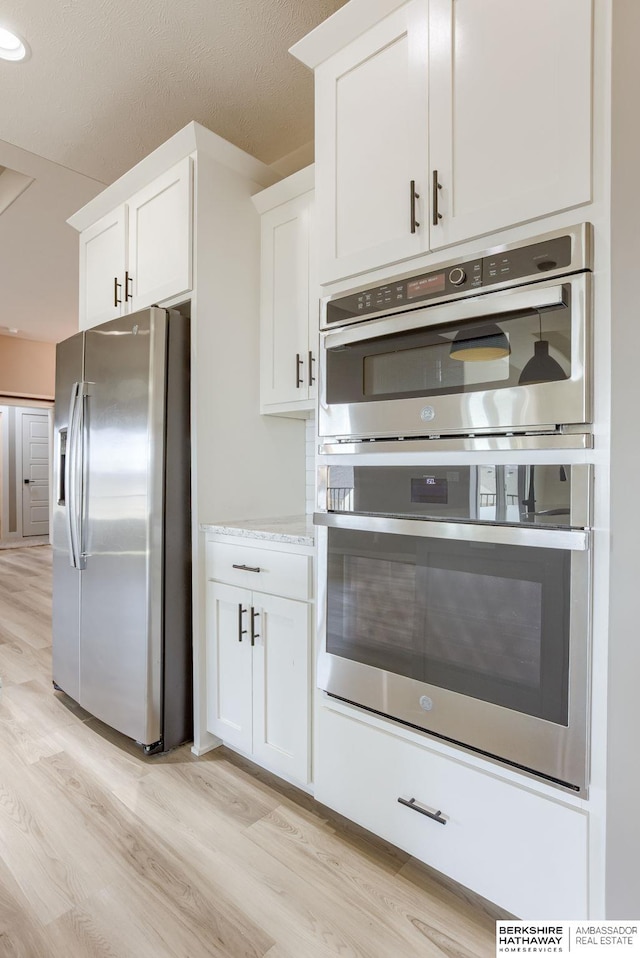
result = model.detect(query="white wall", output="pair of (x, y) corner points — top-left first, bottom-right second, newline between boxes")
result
(605, 0), (640, 917)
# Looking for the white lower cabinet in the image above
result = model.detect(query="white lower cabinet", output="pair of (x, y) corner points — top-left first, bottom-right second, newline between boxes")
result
(316, 705), (589, 918)
(206, 537), (312, 786)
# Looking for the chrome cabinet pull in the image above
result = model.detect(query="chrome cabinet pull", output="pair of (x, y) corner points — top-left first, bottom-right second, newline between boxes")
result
(432, 171), (443, 226)
(295, 353), (304, 388)
(398, 797), (447, 825)
(232, 563), (261, 573)
(114, 277), (122, 307)
(410, 180), (420, 233)
(308, 351), (316, 387)
(125, 270), (133, 301)
(250, 607), (260, 646)
(238, 603), (248, 642)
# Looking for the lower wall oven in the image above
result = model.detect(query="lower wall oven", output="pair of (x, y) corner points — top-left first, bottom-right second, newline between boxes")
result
(315, 463), (592, 796)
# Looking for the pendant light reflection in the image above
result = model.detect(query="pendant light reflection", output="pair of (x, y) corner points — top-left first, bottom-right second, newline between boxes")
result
(449, 323), (510, 362)
(518, 311), (567, 385)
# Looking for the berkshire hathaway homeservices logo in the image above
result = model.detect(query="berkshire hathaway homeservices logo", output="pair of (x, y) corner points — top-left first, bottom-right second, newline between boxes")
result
(496, 921), (640, 955)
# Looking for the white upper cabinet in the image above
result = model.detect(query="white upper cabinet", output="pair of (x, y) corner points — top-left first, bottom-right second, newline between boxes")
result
(253, 166), (318, 416)
(127, 159), (193, 312)
(428, 0), (593, 249)
(293, 0), (593, 285)
(79, 207), (127, 328)
(315, 1), (429, 284)
(78, 157), (193, 329)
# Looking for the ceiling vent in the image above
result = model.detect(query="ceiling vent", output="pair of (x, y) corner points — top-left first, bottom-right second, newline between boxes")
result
(0, 166), (35, 216)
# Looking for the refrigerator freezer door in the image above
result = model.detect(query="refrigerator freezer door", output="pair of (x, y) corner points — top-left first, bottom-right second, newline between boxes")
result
(80, 308), (167, 745)
(52, 332), (84, 701)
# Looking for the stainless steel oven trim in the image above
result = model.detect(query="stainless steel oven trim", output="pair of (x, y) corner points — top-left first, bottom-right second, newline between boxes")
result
(319, 433), (594, 453)
(320, 222), (593, 331)
(319, 272), (591, 441)
(314, 511), (589, 551)
(323, 282), (568, 349)
(317, 462), (592, 531)
(315, 521), (591, 796)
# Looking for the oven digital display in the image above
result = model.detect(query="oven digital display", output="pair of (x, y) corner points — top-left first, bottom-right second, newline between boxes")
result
(411, 476), (448, 504)
(407, 273), (446, 298)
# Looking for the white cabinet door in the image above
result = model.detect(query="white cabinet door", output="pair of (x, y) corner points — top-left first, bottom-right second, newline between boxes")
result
(206, 581), (253, 753)
(127, 156), (193, 312)
(428, 0), (592, 249)
(252, 593), (310, 784)
(260, 191), (314, 410)
(315, 0), (429, 284)
(79, 206), (126, 330)
(307, 193), (319, 404)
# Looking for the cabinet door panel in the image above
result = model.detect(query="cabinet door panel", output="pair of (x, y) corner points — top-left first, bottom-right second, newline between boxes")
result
(307, 193), (319, 404)
(429, 0), (592, 248)
(252, 593), (310, 784)
(79, 207), (126, 330)
(316, 0), (429, 283)
(206, 581), (253, 752)
(260, 193), (312, 409)
(127, 157), (193, 311)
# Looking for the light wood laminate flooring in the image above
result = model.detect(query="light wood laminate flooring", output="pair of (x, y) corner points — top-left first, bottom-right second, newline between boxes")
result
(0, 546), (501, 957)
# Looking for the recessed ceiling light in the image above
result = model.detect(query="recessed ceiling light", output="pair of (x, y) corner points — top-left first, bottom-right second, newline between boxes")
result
(0, 25), (30, 61)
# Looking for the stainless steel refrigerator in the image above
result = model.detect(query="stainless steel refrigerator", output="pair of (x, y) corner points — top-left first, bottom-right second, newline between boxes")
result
(52, 307), (192, 753)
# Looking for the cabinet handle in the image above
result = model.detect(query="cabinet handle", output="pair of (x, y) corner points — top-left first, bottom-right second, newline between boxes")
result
(114, 277), (122, 307)
(238, 603), (248, 642)
(295, 353), (304, 388)
(250, 607), (260, 646)
(232, 563), (261, 573)
(308, 351), (316, 387)
(397, 796), (447, 825)
(410, 180), (420, 233)
(125, 271), (133, 301)
(432, 171), (443, 226)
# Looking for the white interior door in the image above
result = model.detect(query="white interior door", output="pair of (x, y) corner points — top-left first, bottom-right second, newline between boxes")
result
(21, 412), (50, 537)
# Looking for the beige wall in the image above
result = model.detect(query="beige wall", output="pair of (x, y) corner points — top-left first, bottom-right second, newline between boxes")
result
(0, 335), (55, 401)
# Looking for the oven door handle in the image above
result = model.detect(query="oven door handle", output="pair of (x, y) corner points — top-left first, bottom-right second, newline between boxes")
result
(322, 282), (569, 349)
(313, 511), (589, 551)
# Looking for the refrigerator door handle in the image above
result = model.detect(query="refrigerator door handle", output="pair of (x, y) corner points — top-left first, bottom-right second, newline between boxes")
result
(67, 382), (88, 571)
(66, 383), (81, 569)
(76, 383), (88, 570)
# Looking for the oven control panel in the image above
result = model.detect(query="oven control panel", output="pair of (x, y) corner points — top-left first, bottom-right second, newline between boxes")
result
(326, 234), (573, 326)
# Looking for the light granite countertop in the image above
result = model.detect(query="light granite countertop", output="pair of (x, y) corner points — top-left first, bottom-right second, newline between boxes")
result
(200, 515), (315, 546)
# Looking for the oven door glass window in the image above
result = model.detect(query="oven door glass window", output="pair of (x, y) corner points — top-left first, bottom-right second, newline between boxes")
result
(325, 291), (572, 404)
(326, 527), (570, 725)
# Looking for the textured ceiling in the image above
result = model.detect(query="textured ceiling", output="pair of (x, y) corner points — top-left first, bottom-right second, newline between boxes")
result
(0, 0), (347, 346)
(0, 0), (347, 183)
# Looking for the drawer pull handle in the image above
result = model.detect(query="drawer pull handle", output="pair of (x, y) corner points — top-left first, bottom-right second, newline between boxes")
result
(232, 563), (261, 573)
(397, 797), (447, 825)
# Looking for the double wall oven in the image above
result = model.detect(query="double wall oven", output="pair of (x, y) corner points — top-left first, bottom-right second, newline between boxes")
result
(315, 225), (593, 796)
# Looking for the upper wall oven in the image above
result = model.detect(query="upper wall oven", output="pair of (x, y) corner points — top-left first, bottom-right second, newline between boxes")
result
(319, 225), (592, 445)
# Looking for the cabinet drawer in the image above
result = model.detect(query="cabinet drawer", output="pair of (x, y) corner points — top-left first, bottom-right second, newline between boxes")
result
(206, 540), (311, 601)
(316, 706), (588, 918)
